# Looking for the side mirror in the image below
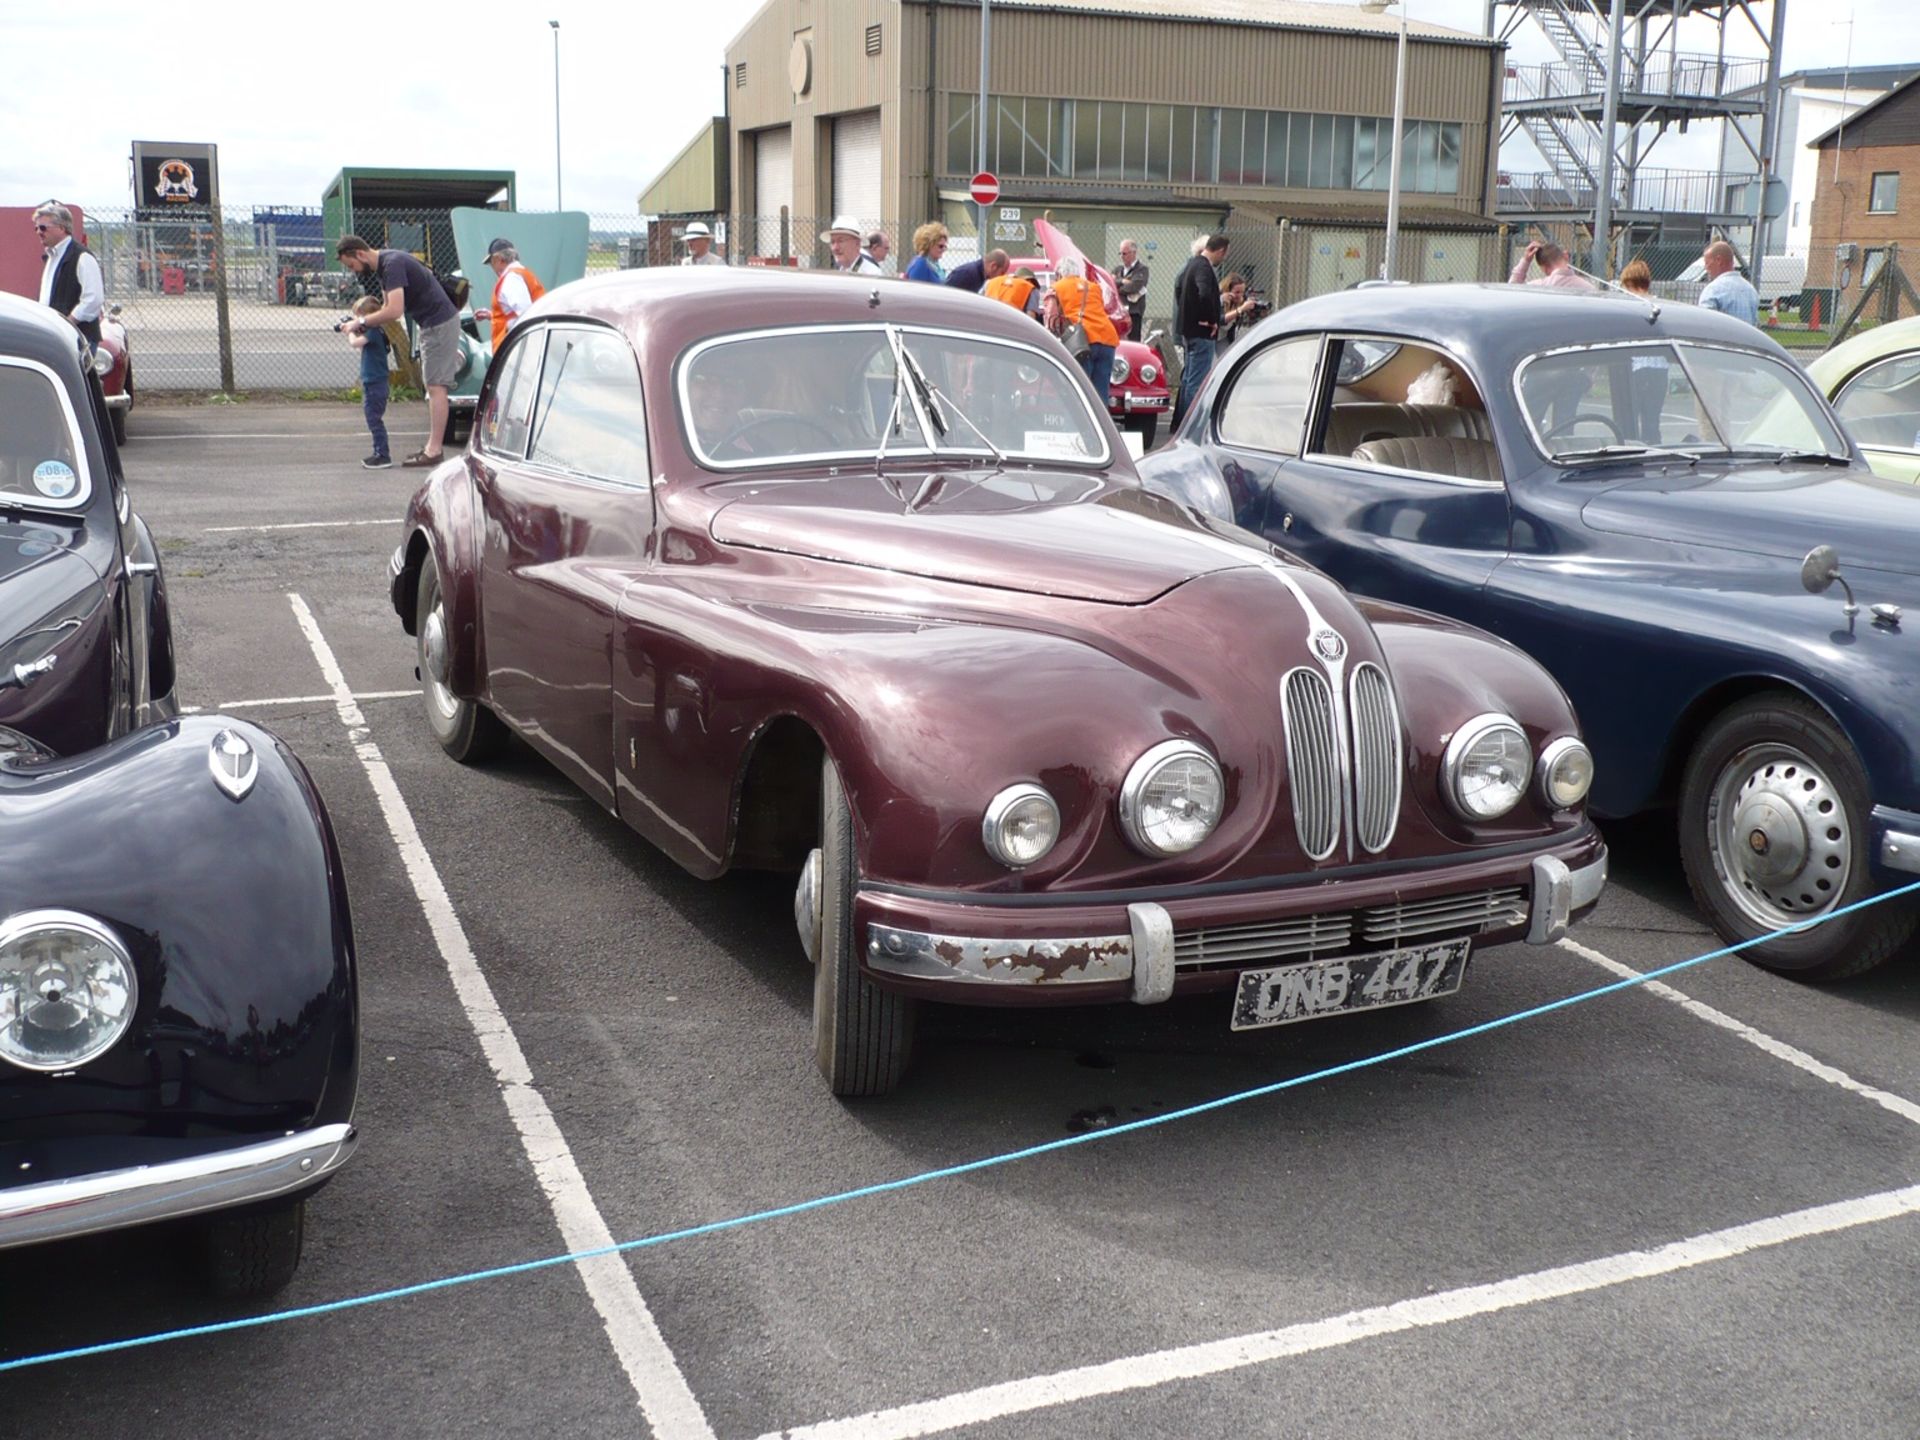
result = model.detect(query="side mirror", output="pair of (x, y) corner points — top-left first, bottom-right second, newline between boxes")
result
(1800, 544), (1841, 595)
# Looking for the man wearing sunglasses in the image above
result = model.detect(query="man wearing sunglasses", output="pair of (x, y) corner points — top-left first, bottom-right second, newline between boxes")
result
(34, 203), (105, 348)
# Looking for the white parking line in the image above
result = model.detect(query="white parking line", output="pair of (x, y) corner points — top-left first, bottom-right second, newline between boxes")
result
(759, 1184), (1920, 1440)
(1557, 936), (1920, 1129)
(203, 518), (402, 533)
(181, 689), (415, 713)
(287, 593), (716, 1440)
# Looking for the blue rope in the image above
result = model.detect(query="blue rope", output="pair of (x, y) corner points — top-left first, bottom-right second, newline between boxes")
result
(6, 878), (1917, 1373)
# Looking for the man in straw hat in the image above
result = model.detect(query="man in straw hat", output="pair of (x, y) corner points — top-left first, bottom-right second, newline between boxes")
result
(822, 216), (884, 275)
(681, 221), (725, 267)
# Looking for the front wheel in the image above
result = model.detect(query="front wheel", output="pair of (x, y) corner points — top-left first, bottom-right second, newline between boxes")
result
(416, 551), (507, 763)
(1679, 694), (1915, 979)
(812, 758), (916, 1096)
(200, 1199), (305, 1299)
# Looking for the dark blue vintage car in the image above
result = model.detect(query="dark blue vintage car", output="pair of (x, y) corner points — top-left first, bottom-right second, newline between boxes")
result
(1141, 284), (1920, 979)
(0, 294), (358, 1296)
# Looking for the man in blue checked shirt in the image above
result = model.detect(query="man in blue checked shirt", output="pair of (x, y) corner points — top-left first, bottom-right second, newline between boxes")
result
(1697, 240), (1759, 326)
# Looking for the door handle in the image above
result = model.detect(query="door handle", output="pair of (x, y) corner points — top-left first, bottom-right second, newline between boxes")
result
(1281, 512), (1294, 533)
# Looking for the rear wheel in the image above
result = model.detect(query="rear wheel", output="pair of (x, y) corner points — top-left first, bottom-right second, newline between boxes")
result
(812, 758), (916, 1096)
(200, 1198), (304, 1299)
(416, 551), (506, 763)
(1679, 694), (1915, 979)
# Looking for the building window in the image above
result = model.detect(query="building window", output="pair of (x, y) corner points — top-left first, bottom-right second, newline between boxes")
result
(1869, 172), (1899, 213)
(735, 62), (746, 88)
(1864, 248), (1887, 287)
(865, 23), (882, 56)
(940, 94), (1463, 195)
(1791, 200), (1802, 227)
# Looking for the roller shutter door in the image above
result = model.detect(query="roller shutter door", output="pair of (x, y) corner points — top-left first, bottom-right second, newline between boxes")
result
(831, 110), (883, 230)
(753, 126), (792, 258)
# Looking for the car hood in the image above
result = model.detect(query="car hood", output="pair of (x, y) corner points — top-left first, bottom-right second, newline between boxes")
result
(708, 469), (1255, 603)
(1579, 463), (1920, 577)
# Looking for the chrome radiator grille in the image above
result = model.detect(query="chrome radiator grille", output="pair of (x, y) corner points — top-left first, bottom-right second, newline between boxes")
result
(1281, 668), (1340, 861)
(1174, 887), (1529, 972)
(1349, 663), (1402, 854)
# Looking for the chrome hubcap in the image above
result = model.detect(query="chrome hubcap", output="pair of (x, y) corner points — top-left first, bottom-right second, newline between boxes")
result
(793, 848), (823, 966)
(1710, 743), (1850, 930)
(420, 601), (457, 720)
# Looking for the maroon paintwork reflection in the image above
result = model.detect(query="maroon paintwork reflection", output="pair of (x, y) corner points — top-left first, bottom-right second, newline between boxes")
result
(396, 269), (1600, 1001)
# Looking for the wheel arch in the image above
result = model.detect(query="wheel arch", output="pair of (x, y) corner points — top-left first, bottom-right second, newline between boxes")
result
(726, 713), (828, 873)
(1655, 675), (1851, 808)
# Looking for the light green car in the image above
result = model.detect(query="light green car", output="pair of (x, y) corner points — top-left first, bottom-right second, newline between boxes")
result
(1806, 315), (1920, 482)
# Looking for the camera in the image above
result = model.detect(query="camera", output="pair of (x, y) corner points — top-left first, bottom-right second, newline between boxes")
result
(331, 315), (354, 333)
(1246, 291), (1273, 318)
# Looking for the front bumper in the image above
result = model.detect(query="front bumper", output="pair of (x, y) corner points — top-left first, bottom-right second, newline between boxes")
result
(860, 839), (1607, 1004)
(102, 391), (131, 412)
(1872, 805), (1920, 877)
(1112, 390), (1170, 415)
(0, 1123), (357, 1251)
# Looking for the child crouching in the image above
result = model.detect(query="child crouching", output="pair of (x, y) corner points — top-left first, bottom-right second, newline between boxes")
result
(348, 296), (391, 469)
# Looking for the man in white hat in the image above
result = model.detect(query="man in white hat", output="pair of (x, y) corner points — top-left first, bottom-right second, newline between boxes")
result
(822, 216), (883, 275)
(681, 221), (724, 267)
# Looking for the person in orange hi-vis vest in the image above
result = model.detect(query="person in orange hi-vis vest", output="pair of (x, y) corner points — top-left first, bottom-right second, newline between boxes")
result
(983, 267), (1044, 321)
(474, 237), (546, 351)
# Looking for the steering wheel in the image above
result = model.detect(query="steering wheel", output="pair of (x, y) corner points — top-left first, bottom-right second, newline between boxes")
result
(1545, 411), (1626, 444)
(714, 413), (839, 458)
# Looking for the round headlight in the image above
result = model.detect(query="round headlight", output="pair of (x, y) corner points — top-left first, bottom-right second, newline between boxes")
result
(1139, 363), (1158, 385)
(0, 910), (138, 1072)
(982, 783), (1061, 868)
(1538, 736), (1594, 810)
(1111, 354), (1131, 386)
(91, 346), (113, 376)
(1441, 714), (1532, 822)
(1120, 740), (1225, 856)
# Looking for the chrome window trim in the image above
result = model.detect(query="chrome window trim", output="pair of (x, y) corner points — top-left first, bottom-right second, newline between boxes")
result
(1297, 452), (1506, 492)
(0, 355), (94, 512)
(473, 321), (548, 463)
(1117, 738), (1223, 858)
(507, 321), (653, 492)
(1512, 338), (1846, 465)
(675, 322), (1111, 472)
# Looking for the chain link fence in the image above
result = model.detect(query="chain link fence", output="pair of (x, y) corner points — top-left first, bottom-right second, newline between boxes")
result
(46, 202), (1512, 393)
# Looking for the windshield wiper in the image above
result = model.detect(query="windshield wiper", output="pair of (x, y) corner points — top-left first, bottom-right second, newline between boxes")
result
(1718, 446), (1852, 466)
(1556, 443), (1701, 466)
(896, 335), (1012, 470)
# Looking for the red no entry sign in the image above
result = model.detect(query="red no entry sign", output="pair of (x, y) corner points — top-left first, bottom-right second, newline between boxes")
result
(969, 172), (1000, 207)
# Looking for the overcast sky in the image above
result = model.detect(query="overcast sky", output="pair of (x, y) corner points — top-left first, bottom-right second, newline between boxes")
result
(5, 0), (1918, 216)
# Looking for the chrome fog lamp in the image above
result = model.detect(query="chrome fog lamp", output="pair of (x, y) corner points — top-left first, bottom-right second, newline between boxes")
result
(1441, 714), (1532, 821)
(0, 910), (138, 1072)
(1111, 354), (1130, 386)
(91, 347), (113, 376)
(982, 783), (1062, 868)
(1537, 737), (1594, 810)
(1120, 740), (1225, 856)
(1139, 362), (1158, 385)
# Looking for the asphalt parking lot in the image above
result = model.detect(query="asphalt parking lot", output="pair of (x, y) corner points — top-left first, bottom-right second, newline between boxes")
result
(2, 401), (1918, 1439)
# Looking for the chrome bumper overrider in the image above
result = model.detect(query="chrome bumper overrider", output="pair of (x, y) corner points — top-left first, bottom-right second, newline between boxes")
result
(103, 392), (131, 411)
(0, 1123), (357, 1250)
(867, 848), (1609, 996)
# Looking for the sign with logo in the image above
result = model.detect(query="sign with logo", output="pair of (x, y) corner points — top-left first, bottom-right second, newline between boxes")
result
(132, 141), (219, 216)
(969, 172), (1000, 208)
(993, 222), (1027, 243)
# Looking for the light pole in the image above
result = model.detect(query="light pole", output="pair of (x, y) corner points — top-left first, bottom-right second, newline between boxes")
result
(977, 0), (991, 251)
(1362, 0), (1409, 281)
(550, 20), (563, 210)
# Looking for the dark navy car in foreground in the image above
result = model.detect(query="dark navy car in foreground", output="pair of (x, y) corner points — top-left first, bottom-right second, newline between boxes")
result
(1142, 284), (1920, 979)
(0, 294), (357, 1296)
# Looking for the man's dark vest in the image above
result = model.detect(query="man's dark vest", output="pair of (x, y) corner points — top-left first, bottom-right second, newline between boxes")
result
(46, 243), (100, 346)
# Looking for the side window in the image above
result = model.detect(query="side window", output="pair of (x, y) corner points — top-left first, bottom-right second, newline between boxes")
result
(1834, 354), (1920, 452)
(1216, 336), (1320, 455)
(526, 328), (649, 484)
(479, 334), (539, 458)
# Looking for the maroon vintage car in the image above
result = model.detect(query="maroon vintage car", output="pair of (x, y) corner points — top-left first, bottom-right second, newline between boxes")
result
(389, 268), (1607, 1096)
(93, 303), (131, 445)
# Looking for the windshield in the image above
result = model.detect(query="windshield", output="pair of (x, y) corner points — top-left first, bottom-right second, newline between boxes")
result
(679, 324), (1107, 468)
(0, 361), (90, 511)
(1518, 342), (1847, 462)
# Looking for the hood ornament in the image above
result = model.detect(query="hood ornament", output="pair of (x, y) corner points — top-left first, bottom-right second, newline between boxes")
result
(208, 728), (259, 801)
(1312, 629), (1346, 663)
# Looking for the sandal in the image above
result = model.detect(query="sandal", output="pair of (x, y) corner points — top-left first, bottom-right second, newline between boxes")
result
(400, 451), (444, 468)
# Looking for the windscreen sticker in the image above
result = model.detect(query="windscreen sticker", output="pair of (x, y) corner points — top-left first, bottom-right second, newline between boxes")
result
(32, 461), (77, 499)
(1022, 431), (1094, 459)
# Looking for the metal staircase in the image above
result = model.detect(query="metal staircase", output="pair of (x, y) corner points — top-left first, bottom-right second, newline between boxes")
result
(1489, 0), (1785, 271)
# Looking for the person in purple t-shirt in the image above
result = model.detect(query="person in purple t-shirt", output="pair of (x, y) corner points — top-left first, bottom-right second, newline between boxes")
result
(336, 234), (461, 466)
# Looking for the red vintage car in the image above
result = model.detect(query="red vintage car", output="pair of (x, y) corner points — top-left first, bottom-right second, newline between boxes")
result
(389, 268), (1606, 1096)
(1025, 217), (1171, 447)
(93, 303), (131, 445)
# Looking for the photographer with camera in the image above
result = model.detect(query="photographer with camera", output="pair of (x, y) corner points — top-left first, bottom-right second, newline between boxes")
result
(1218, 273), (1263, 349)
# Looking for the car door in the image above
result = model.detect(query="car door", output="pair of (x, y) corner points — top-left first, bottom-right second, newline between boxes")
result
(1830, 351), (1920, 482)
(472, 321), (654, 809)
(1214, 332), (1513, 618)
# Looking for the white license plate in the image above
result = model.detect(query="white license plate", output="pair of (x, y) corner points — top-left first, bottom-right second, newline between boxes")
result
(1230, 938), (1471, 1031)
(1127, 394), (1169, 409)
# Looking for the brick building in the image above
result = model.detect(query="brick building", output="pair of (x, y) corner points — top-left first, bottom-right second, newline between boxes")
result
(1808, 71), (1920, 307)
